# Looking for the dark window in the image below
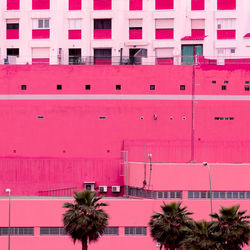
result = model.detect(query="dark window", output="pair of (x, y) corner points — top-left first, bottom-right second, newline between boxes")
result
(245, 81), (249, 84)
(0, 227), (34, 236)
(214, 192), (219, 199)
(163, 191), (168, 198)
(116, 85), (121, 90)
(240, 192), (245, 199)
(7, 48), (19, 57)
(221, 85), (226, 90)
(247, 192), (250, 199)
(94, 19), (111, 30)
(57, 84), (62, 90)
(212, 80), (216, 84)
(245, 86), (249, 91)
(129, 27), (142, 30)
(224, 81), (229, 84)
(176, 191), (182, 199)
(233, 192), (238, 199)
(21, 85), (26, 90)
(220, 192), (225, 199)
(69, 48), (81, 65)
(40, 227), (67, 235)
(104, 227), (119, 235)
(201, 191), (206, 199)
(85, 84), (91, 90)
(7, 23), (19, 30)
(180, 85), (185, 90)
(227, 192), (232, 199)
(150, 85), (155, 90)
(125, 227), (146, 235)
(94, 48), (112, 58)
(194, 192), (199, 199)
(157, 191), (163, 198)
(99, 116), (106, 119)
(188, 191), (193, 199)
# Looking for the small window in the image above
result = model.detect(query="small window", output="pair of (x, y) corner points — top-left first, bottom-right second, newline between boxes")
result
(233, 192), (238, 199)
(176, 191), (182, 199)
(104, 227), (119, 235)
(85, 84), (91, 90)
(157, 191), (163, 198)
(188, 191), (193, 199)
(212, 80), (216, 84)
(245, 81), (249, 84)
(214, 192), (219, 199)
(150, 85), (155, 90)
(227, 192), (232, 199)
(116, 85), (121, 90)
(21, 85), (27, 90)
(125, 227), (146, 236)
(224, 81), (229, 84)
(220, 192), (226, 199)
(99, 116), (106, 119)
(194, 192), (199, 199)
(239, 192), (245, 199)
(163, 191), (168, 198)
(221, 85), (226, 90)
(180, 85), (185, 90)
(247, 192), (250, 199)
(245, 86), (249, 91)
(201, 191), (206, 199)
(57, 85), (62, 90)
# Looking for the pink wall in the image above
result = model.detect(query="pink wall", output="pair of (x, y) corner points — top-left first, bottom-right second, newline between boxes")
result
(6, 30), (19, 40)
(94, 0), (112, 10)
(68, 30), (81, 39)
(217, 30), (236, 39)
(191, 0), (205, 10)
(156, 58), (174, 65)
(94, 29), (111, 39)
(191, 29), (205, 37)
(69, 0), (81, 10)
(94, 58), (112, 64)
(129, 29), (142, 39)
(32, 0), (50, 10)
(155, 29), (174, 39)
(32, 29), (50, 39)
(155, 0), (174, 10)
(217, 0), (236, 10)
(7, 0), (20, 10)
(32, 58), (50, 64)
(129, 0), (143, 10)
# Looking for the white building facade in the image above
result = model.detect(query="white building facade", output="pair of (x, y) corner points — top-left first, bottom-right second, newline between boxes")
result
(0, 0), (250, 65)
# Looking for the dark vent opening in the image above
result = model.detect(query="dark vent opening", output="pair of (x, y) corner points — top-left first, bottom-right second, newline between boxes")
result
(212, 80), (216, 84)
(180, 85), (185, 90)
(224, 81), (229, 84)
(150, 85), (155, 90)
(116, 85), (121, 90)
(21, 85), (27, 90)
(245, 81), (249, 84)
(221, 85), (226, 90)
(245, 86), (250, 91)
(57, 85), (62, 90)
(85, 85), (91, 90)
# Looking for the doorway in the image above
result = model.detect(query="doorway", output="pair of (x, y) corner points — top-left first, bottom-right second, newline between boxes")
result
(181, 45), (203, 65)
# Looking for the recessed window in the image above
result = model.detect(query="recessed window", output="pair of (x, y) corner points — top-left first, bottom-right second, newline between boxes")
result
(180, 85), (185, 90)
(104, 227), (119, 235)
(150, 85), (155, 90)
(99, 116), (106, 119)
(245, 81), (249, 84)
(85, 84), (91, 90)
(37, 116), (44, 119)
(40, 227), (67, 235)
(0, 227), (34, 235)
(212, 80), (216, 84)
(245, 85), (249, 91)
(125, 227), (146, 236)
(116, 85), (121, 90)
(57, 85), (62, 90)
(221, 85), (226, 90)
(21, 85), (26, 90)
(224, 80), (229, 84)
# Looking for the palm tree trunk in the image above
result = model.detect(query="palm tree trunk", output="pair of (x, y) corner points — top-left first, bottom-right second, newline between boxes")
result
(82, 239), (87, 250)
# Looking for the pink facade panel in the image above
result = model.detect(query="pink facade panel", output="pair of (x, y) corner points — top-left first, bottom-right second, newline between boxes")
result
(217, 29), (236, 39)
(32, 58), (50, 64)
(191, 29), (205, 37)
(155, 0), (174, 10)
(7, 0), (20, 10)
(217, 0), (236, 10)
(191, 0), (205, 10)
(94, 0), (112, 10)
(155, 29), (174, 39)
(129, 0), (143, 10)
(129, 29), (142, 39)
(156, 58), (174, 65)
(68, 30), (81, 39)
(32, 0), (50, 10)
(32, 29), (50, 39)
(94, 58), (112, 64)
(69, 0), (81, 10)
(6, 29), (19, 39)
(94, 29), (111, 39)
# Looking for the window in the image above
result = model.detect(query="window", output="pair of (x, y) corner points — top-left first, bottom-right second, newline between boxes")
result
(85, 85), (91, 90)
(32, 0), (50, 10)
(69, 0), (81, 10)
(68, 19), (82, 39)
(217, 0), (236, 10)
(69, 49), (82, 65)
(57, 85), (62, 90)
(125, 227), (146, 235)
(191, 0), (204, 10)
(155, 0), (174, 10)
(188, 191), (250, 199)
(7, 48), (19, 57)
(32, 47), (50, 64)
(155, 19), (174, 39)
(94, 0), (111, 10)
(6, 19), (19, 39)
(245, 86), (249, 91)
(21, 85), (27, 90)
(32, 19), (50, 39)
(116, 85), (121, 90)
(217, 19), (236, 39)
(130, 0), (143, 10)
(156, 191), (182, 199)
(7, 0), (20, 10)
(191, 19), (205, 37)
(129, 19), (142, 40)
(221, 85), (226, 90)
(0, 227), (34, 235)
(94, 19), (112, 39)
(150, 85), (155, 90)
(180, 85), (185, 90)
(155, 48), (174, 65)
(104, 227), (119, 235)
(40, 227), (67, 235)
(94, 49), (112, 65)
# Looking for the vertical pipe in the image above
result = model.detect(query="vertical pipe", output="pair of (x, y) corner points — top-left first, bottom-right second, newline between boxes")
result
(8, 191), (10, 250)
(207, 165), (213, 221)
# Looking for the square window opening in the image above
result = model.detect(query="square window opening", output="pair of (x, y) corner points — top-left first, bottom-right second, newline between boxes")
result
(221, 85), (226, 90)
(85, 85), (91, 90)
(21, 85), (27, 90)
(180, 85), (185, 90)
(116, 85), (121, 90)
(57, 85), (62, 90)
(150, 85), (155, 90)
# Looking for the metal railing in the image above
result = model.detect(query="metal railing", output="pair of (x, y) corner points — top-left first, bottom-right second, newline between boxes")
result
(38, 187), (77, 197)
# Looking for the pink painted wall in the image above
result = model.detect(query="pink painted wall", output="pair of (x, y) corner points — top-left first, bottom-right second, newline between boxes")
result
(217, 0), (236, 10)
(94, 58), (112, 64)
(129, 0), (143, 11)
(217, 30), (236, 39)
(7, 0), (20, 10)
(191, 29), (205, 37)
(32, 58), (50, 64)
(32, 0), (50, 10)
(156, 58), (174, 65)
(94, 29), (111, 39)
(155, 0), (174, 10)
(129, 29), (142, 39)
(155, 29), (174, 39)
(93, 0), (112, 10)
(32, 29), (50, 39)
(0, 198), (249, 250)
(68, 30), (81, 39)
(69, 0), (81, 10)
(6, 30), (19, 39)
(191, 0), (205, 10)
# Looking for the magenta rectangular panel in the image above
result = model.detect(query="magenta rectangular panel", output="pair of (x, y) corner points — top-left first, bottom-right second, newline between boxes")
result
(7, 0), (20, 10)
(69, 0), (81, 10)
(191, 0), (204, 10)
(129, 0), (143, 10)
(155, 0), (174, 10)
(32, 29), (50, 39)
(32, 0), (50, 10)
(94, 58), (112, 65)
(217, 0), (236, 10)
(32, 58), (50, 64)
(94, 0), (112, 10)
(217, 29), (236, 39)
(68, 30), (81, 39)
(155, 29), (174, 39)
(94, 29), (111, 39)
(156, 58), (174, 65)
(6, 29), (19, 39)
(129, 29), (142, 39)
(191, 29), (205, 37)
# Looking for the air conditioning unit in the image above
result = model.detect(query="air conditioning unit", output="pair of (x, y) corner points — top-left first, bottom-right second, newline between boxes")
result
(112, 186), (120, 193)
(99, 186), (108, 193)
(84, 182), (95, 191)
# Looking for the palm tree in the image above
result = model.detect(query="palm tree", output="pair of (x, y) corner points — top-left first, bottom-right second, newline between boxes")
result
(62, 190), (109, 250)
(210, 205), (250, 250)
(149, 202), (193, 250)
(181, 220), (218, 250)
